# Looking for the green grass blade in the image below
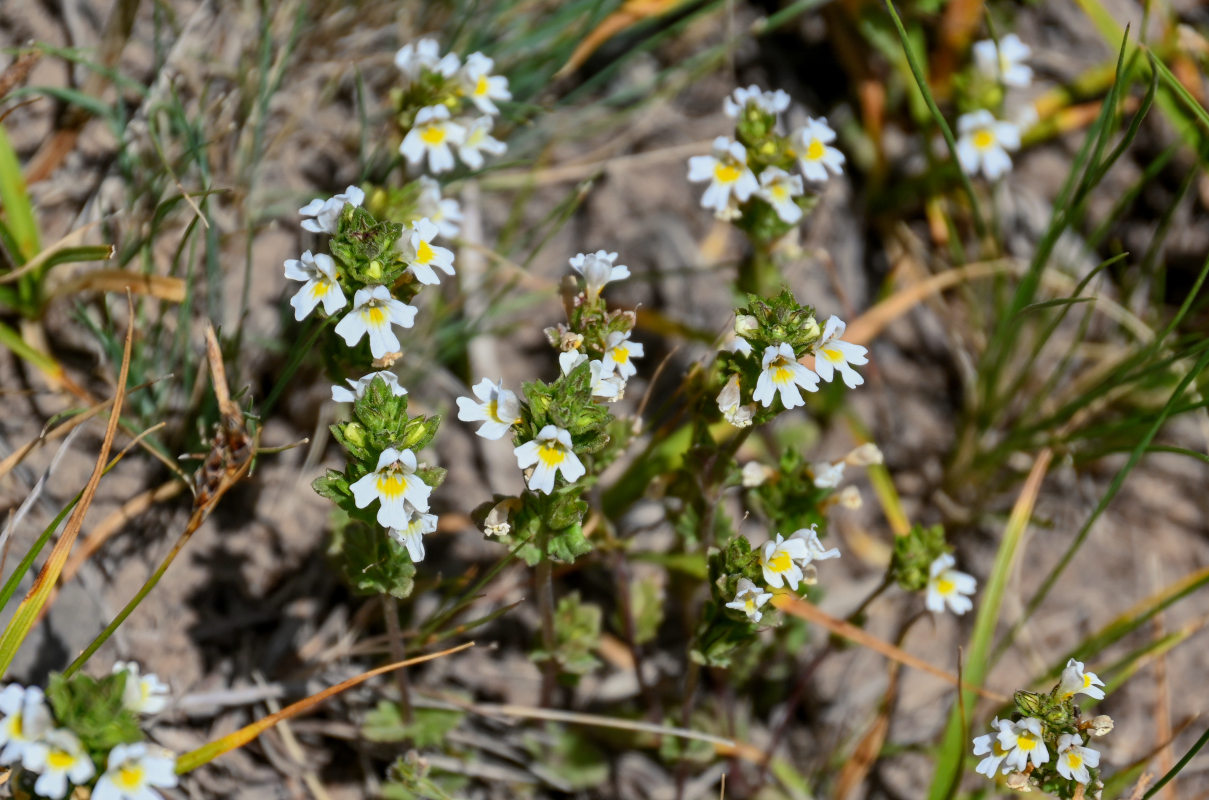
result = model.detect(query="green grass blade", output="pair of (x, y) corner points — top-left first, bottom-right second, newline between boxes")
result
(1143, 725), (1209, 799)
(0, 124), (41, 263)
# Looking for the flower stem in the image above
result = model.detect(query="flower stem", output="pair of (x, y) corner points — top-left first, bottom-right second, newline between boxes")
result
(381, 595), (412, 723)
(535, 547), (557, 706)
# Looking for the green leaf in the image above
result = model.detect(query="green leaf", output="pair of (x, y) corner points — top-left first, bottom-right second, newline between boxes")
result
(362, 701), (464, 747)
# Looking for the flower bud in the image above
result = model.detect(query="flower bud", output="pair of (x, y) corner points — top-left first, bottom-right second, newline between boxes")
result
(734, 314), (759, 336)
(846, 443), (884, 466)
(344, 423), (366, 448)
(366, 259), (384, 281)
(838, 486), (862, 509)
(741, 462), (775, 488)
(1088, 715), (1114, 737)
(1004, 772), (1032, 792)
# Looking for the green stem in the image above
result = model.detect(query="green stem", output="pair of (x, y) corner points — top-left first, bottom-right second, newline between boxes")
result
(382, 595), (412, 723)
(535, 549), (557, 706)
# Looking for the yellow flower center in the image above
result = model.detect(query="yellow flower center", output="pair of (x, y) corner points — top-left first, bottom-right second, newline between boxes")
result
(538, 443), (566, 468)
(421, 125), (447, 146)
(1083, 674), (1092, 688)
(714, 163), (740, 184)
(611, 347), (629, 364)
(363, 305), (387, 326)
(744, 598), (756, 612)
(937, 577), (955, 595)
(376, 473), (408, 500)
(973, 129), (995, 150)
(1017, 734), (1037, 752)
(475, 75), (489, 96)
(311, 281), (329, 299)
(416, 240), (435, 264)
(806, 138), (825, 161)
(48, 749), (76, 770)
(10, 712), (23, 739)
(771, 185), (788, 201)
(993, 741), (1007, 757)
(1067, 752), (1082, 769)
(822, 347), (843, 363)
(486, 398), (503, 423)
(768, 550), (792, 573)
(115, 764), (146, 790)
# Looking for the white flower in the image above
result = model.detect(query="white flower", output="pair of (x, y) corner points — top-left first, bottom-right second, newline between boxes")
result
(755, 167), (804, 224)
(457, 378), (522, 440)
(972, 717), (1014, 778)
(569, 250), (629, 301)
(1055, 733), (1099, 784)
(394, 38), (442, 80)
(725, 578), (773, 622)
(788, 524), (841, 584)
(400, 218), (456, 284)
(600, 330), (644, 381)
(92, 743), (178, 800)
(589, 360), (625, 402)
(559, 350), (588, 376)
(416, 176), (463, 238)
(284, 250), (347, 321)
(811, 460), (845, 488)
(846, 443), (883, 466)
(514, 425), (585, 494)
(925, 553), (976, 614)
(793, 117), (845, 181)
(725, 333), (752, 356)
(687, 137), (759, 216)
(837, 486), (862, 509)
(389, 509), (439, 563)
(332, 371), (408, 403)
(999, 717), (1050, 772)
(457, 116), (507, 169)
(299, 185), (364, 234)
(0, 685), (51, 765)
(956, 110), (1020, 180)
(334, 286), (418, 359)
(112, 662), (169, 714)
(722, 85), (790, 118)
(459, 52), (511, 115)
(753, 343), (819, 409)
(22, 728), (95, 799)
(741, 461), (774, 488)
(400, 105), (467, 173)
(349, 447), (431, 528)
(760, 533), (809, 590)
(812, 316), (868, 389)
(716, 374), (754, 428)
(1058, 658), (1106, 701)
(972, 33), (1033, 88)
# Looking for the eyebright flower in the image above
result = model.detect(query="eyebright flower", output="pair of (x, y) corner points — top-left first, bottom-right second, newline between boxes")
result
(846, 442), (883, 466)
(514, 425), (585, 495)
(457, 378), (522, 440)
(416, 176), (463, 239)
(113, 662), (169, 714)
(569, 250), (629, 301)
(1058, 658), (1106, 701)
(92, 743), (177, 800)
(755, 167), (805, 224)
(793, 117), (845, 181)
(722, 85), (790, 118)
(741, 461), (774, 488)
(972, 717), (1014, 778)
(812, 315), (868, 389)
(725, 577), (774, 623)
(459, 52), (511, 115)
(299, 185), (364, 234)
(600, 331), (644, 381)
(394, 38), (442, 80)
(589, 360), (626, 402)
(400, 218), (456, 284)
(753, 343), (819, 409)
(972, 33), (1033, 88)
(457, 116), (507, 169)
(687, 137), (759, 216)
(837, 486), (862, 509)
(334, 286), (418, 359)
(925, 553), (977, 614)
(760, 533), (810, 590)
(0, 685), (51, 765)
(21, 728), (95, 799)
(332, 371), (408, 403)
(956, 110), (1020, 180)
(284, 250), (347, 321)
(350, 448), (432, 528)
(788, 524), (841, 584)
(999, 717), (1050, 772)
(1055, 733), (1099, 784)
(390, 509), (439, 563)
(716, 374), (754, 428)
(559, 350), (588, 376)
(400, 105), (467, 173)
(811, 460), (845, 488)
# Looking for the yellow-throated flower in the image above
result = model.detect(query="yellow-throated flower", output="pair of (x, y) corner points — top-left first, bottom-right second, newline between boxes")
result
(725, 577), (773, 623)
(687, 137), (759, 216)
(112, 662), (168, 715)
(972, 34), (1033, 88)
(92, 743), (177, 800)
(389, 510), (439, 563)
(457, 116), (507, 169)
(759, 533), (811, 590)
(0, 685), (51, 765)
(459, 52), (511, 115)
(756, 167), (805, 224)
(793, 117), (845, 181)
(1058, 658), (1106, 701)
(350, 447), (431, 529)
(956, 110), (1020, 180)
(998, 717), (1050, 772)
(334, 286), (418, 359)
(21, 728), (95, 799)
(514, 425), (585, 495)
(925, 553), (977, 615)
(753, 342), (819, 409)
(972, 717), (1014, 778)
(400, 218), (456, 285)
(284, 250), (347, 321)
(1055, 733), (1099, 785)
(812, 315), (868, 389)
(457, 378), (522, 440)
(600, 331), (644, 381)
(400, 105), (467, 174)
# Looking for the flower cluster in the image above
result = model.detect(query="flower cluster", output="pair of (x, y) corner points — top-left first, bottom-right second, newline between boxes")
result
(973, 659), (1112, 796)
(954, 33), (1034, 180)
(688, 85), (843, 233)
(0, 665), (175, 800)
(394, 38), (511, 174)
(890, 522), (978, 616)
(716, 291), (867, 426)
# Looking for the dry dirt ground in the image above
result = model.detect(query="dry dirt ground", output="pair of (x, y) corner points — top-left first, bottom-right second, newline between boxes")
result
(1, 1), (1208, 798)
